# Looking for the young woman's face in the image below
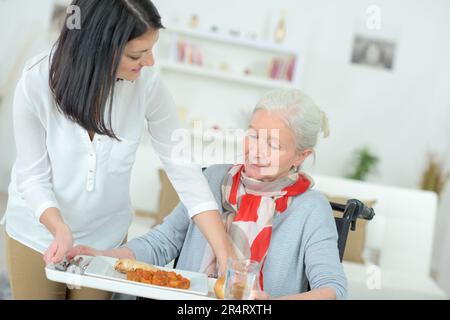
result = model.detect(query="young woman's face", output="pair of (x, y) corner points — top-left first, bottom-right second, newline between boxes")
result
(244, 109), (312, 182)
(117, 29), (159, 81)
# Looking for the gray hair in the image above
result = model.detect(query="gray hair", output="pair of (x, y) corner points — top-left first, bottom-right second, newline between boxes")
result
(254, 89), (330, 152)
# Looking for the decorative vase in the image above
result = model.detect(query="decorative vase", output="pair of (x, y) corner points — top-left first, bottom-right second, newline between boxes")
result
(274, 10), (287, 43)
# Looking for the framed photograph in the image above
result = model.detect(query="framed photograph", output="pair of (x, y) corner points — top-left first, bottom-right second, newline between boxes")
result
(351, 35), (396, 70)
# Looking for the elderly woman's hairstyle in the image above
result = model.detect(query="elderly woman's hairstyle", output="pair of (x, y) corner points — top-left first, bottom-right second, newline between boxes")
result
(254, 89), (330, 152)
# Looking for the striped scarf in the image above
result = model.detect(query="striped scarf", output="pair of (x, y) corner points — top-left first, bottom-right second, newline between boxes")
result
(199, 164), (312, 290)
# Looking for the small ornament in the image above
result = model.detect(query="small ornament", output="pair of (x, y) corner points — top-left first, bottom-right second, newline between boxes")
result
(219, 63), (230, 72)
(274, 10), (287, 43)
(229, 29), (241, 37)
(189, 14), (199, 29)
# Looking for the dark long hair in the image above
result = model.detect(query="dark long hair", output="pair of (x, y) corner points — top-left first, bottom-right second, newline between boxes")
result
(49, 0), (164, 139)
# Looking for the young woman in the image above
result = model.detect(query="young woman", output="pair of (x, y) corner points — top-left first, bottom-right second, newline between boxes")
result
(1, 0), (233, 300)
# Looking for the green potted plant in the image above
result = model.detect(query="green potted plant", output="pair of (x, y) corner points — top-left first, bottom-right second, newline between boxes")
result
(346, 146), (379, 181)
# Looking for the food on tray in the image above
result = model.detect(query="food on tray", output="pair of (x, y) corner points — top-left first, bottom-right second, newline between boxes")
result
(214, 276), (225, 299)
(125, 269), (191, 289)
(114, 258), (158, 273)
(114, 259), (190, 290)
(214, 276), (247, 299)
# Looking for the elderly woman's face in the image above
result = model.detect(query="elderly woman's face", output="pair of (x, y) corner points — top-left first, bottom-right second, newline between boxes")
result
(244, 109), (312, 182)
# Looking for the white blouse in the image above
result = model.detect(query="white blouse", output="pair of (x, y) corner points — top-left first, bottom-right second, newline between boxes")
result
(1, 50), (218, 253)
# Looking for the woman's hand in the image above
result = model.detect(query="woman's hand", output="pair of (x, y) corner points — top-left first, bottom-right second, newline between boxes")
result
(67, 245), (103, 260)
(43, 223), (73, 265)
(193, 210), (233, 276)
(40, 207), (74, 265)
(250, 290), (272, 300)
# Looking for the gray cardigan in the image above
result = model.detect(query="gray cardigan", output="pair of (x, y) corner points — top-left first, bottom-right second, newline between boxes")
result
(126, 164), (347, 299)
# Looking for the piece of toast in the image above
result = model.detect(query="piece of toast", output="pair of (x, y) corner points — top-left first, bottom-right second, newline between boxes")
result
(114, 259), (158, 273)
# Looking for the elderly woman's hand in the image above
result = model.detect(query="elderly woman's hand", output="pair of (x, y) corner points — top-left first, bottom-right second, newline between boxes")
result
(67, 245), (136, 261)
(250, 290), (272, 300)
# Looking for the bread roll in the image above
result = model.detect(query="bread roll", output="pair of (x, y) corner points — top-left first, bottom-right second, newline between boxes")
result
(214, 276), (225, 299)
(114, 259), (158, 273)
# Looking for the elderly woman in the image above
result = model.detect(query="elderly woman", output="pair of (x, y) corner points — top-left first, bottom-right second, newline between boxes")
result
(69, 89), (347, 300)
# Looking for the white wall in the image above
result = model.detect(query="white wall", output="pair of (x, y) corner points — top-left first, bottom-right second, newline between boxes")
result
(0, 0), (448, 199)
(152, 0), (450, 188)
(0, 0), (62, 192)
(0, 1), (449, 208)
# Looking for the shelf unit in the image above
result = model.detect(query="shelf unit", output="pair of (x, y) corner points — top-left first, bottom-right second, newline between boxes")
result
(157, 61), (298, 89)
(157, 27), (302, 89)
(163, 26), (299, 55)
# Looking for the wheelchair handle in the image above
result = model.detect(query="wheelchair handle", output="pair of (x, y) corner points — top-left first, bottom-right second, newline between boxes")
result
(331, 199), (375, 231)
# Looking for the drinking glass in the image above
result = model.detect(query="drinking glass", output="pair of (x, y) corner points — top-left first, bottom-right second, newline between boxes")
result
(223, 258), (259, 300)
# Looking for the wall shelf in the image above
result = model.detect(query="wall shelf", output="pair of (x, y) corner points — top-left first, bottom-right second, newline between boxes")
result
(158, 26), (302, 87)
(158, 61), (298, 90)
(163, 27), (299, 56)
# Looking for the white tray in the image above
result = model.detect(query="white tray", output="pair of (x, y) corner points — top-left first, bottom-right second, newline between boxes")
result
(45, 255), (218, 300)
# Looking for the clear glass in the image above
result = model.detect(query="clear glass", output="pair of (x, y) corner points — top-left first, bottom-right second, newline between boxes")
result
(224, 258), (259, 300)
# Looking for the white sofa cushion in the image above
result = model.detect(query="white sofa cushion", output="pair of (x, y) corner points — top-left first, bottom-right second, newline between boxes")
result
(312, 174), (437, 278)
(343, 262), (447, 300)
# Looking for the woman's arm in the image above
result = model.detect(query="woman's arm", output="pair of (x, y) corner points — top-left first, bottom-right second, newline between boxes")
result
(192, 211), (235, 273)
(253, 194), (347, 300)
(68, 245), (135, 260)
(13, 72), (70, 264)
(302, 197), (348, 300)
(68, 200), (192, 264)
(144, 75), (235, 272)
(13, 73), (61, 221)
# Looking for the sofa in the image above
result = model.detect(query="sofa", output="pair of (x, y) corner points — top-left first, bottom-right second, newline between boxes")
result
(312, 174), (448, 300)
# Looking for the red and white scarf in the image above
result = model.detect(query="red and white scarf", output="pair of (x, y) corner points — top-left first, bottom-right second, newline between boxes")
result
(199, 164), (312, 290)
